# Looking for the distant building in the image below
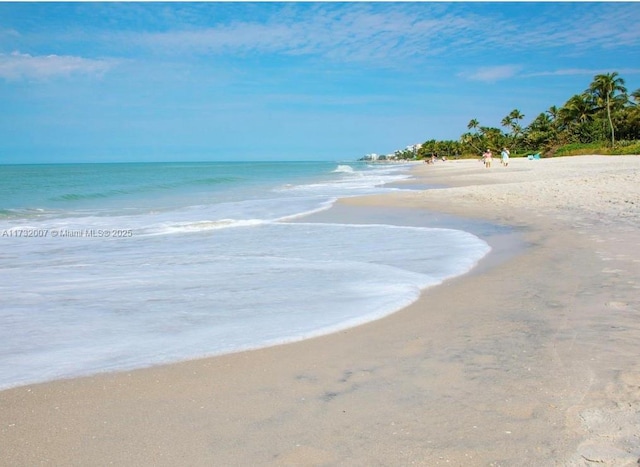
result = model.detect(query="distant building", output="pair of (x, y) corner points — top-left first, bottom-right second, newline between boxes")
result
(361, 153), (380, 161)
(361, 144), (421, 161)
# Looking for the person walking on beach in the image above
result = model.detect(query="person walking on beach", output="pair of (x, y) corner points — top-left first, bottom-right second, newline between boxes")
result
(483, 149), (493, 168)
(501, 147), (510, 167)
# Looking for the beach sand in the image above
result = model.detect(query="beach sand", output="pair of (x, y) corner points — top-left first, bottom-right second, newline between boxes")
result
(2, 155), (639, 466)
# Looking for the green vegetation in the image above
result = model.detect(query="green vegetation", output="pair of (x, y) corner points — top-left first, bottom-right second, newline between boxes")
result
(553, 140), (640, 157)
(391, 72), (640, 160)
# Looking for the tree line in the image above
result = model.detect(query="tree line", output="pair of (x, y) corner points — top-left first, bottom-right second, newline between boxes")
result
(392, 72), (640, 160)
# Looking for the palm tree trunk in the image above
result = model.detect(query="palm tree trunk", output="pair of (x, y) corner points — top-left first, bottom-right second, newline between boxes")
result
(606, 94), (615, 147)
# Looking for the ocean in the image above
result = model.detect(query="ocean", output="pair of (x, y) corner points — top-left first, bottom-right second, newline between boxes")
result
(0, 161), (490, 390)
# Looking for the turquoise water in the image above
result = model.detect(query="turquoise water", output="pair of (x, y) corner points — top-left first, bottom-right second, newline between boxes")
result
(0, 161), (490, 389)
(1, 161), (351, 215)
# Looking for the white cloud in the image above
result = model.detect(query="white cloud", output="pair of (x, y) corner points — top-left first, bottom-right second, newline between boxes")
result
(4, 3), (639, 80)
(516, 6), (640, 52)
(0, 28), (21, 38)
(459, 65), (522, 83)
(526, 68), (640, 78)
(121, 3), (640, 68)
(127, 4), (480, 66)
(0, 51), (114, 80)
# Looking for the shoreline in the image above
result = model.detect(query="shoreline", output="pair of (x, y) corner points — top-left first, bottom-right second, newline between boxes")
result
(2, 155), (639, 465)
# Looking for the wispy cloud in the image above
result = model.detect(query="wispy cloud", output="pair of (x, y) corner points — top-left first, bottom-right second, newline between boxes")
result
(0, 28), (20, 38)
(4, 3), (639, 78)
(125, 4), (481, 66)
(526, 6), (640, 51)
(459, 65), (522, 83)
(0, 51), (114, 80)
(119, 3), (640, 67)
(526, 68), (640, 78)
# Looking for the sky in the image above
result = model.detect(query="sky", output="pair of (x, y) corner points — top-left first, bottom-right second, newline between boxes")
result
(1, 2), (639, 163)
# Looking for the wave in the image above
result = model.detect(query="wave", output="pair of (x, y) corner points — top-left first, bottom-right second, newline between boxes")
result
(53, 189), (134, 202)
(144, 218), (266, 236)
(333, 164), (355, 174)
(191, 176), (240, 186)
(0, 207), (49, 220)
(49, 176), (241, 203)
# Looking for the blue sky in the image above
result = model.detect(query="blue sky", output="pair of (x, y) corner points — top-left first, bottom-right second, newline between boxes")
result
(1, 2), (639, 163)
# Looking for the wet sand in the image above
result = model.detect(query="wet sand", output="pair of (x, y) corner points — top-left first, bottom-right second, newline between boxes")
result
(2, 155), (639, 466)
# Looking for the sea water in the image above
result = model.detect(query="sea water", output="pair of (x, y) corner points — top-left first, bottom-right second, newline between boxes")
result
(0, 161), (490, 390)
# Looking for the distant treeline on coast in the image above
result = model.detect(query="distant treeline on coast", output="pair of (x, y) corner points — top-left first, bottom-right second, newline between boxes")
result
(363, 72), (640, 161)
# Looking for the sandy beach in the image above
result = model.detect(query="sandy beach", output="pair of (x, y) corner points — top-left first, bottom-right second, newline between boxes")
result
(2, 155), (639, 466)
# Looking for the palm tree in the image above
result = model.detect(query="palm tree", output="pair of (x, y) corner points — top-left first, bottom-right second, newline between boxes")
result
(588, 72), (627, 146)
(464, 119), (483, 153)
(529, 113), (553, 132)
(509, 109), (525, 124)
(542, 105), (561, 145)
(480, 126), (503, 150)
(560, 94), (594, 125)
(501, 109), (524, 151)
(460, 132), (481, 153)
(525, 112), (554, 148)
(556, 93), (596, 143)
(631, 89), (640, 105)
(546, 105), (559, 121)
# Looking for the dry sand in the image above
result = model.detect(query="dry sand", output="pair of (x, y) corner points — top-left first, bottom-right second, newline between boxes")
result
(2, 155), (639, 466)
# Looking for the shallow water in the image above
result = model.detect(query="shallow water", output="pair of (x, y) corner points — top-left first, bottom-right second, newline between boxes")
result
(0, 161), (490, 389)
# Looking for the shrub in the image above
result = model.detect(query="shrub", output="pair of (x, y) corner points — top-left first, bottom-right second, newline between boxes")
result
(551, 141), (640, 157)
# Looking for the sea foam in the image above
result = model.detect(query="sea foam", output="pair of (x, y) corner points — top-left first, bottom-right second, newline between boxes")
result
(0, 161), (489, 390)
